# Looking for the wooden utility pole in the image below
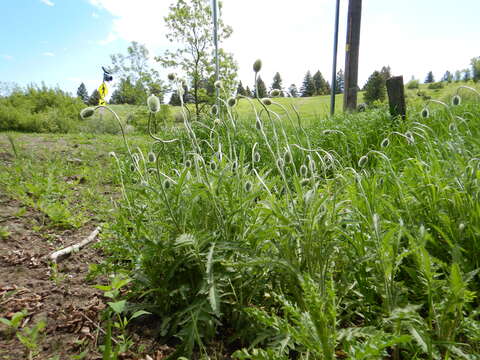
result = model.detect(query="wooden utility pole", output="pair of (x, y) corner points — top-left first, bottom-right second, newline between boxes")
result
(343, 0), (362, 111)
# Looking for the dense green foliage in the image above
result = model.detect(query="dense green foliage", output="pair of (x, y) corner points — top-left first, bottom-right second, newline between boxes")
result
(98, 74), (480, 359)
(363, 70), (387, 105)
(0, 85), (84, 133)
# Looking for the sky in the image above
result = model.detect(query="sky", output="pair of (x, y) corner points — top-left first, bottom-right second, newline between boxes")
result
(0, 0), (479, 97)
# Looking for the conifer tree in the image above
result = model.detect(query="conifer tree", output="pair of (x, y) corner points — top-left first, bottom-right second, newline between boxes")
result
(300, 71), (315, 97)
(236, 81), (246, 96)
(254, 76), (267, 98)
(76, 83), (89, 104)
(312, 70), (330, 95)
(363, 70), (386, 105)
(271, 72), (283, 94)
(425, 71), (435, 83)
(464, 69), (471, 82)
(88, 89), (101, 106)
(335, 69), (344, 94)
(245, 85), (253, 98)
(288, 84), (298, 97)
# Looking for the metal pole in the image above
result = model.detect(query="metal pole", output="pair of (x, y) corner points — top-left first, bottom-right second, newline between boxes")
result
(330, 0), (341, 116)
(212, 0), (220, 101)
(343, 0), (362, 111)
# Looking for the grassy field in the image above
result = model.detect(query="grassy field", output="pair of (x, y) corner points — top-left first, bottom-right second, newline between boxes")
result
(1, 81), (480, 359)
(109, 81), (479, 128)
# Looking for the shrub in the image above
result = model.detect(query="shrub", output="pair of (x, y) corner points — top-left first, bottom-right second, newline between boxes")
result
(427, 82), (444, 90)
(406, 79), (419, 89)
(0, 84), (83, 133)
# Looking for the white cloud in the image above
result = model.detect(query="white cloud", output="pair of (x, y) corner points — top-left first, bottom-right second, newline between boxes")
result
(40, 0), (55, 7)
(42, 52), (55, 57)
(1, 54), (13, 60)
(89, 0), (478, 90)
(89, 0), (171, 50)
(98, 32), (118, 46)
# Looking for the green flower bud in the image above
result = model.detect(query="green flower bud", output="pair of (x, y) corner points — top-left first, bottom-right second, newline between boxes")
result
(148, 152), (156, 163)
(214, 80), (222, 89)
(185, 159), (192, 168)
(211, 104), (219, 116)
(357, 103), (367, 112)
(168, 73), (176, 81)
(163, 179), (172, 189)
(380, 138), (390, 148)
(276, 158), (284, 169)
(254, 152), (261, 163)
(261, 98), (272, 106)
(227, 97), (237, 107)
(452, 95), (461, 106)
(270, 89), (281, 97)
(421, 108), (429, 118)
(284, 149), (292, 164)
(358, 155), (368, 167)
(80, 107), (95, 119)
(253, 59), (262, 73)
(244, 180), (252, 192)
(300, 164), (308, 177)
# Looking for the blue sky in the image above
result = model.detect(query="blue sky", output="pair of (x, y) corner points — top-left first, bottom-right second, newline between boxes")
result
(1, 0), (479, 97)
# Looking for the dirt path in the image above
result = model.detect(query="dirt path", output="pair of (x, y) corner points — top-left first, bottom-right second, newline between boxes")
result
(0, 191), (106, 359)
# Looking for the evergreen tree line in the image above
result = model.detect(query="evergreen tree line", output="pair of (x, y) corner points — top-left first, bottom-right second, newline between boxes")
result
(235, 70), (346, 99)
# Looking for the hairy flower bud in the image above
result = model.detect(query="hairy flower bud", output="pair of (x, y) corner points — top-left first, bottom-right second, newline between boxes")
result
(148, 152), (156, 163)
(214, 80), (222, 89)
(253, 59), (262, 73)
(211, 104), (219, 116)
(163, 179), (172, 190)
(80, 107), (95, 119)
(421, 108), (429, 118)
(227, 97), (237, 107)
(244, 180), (252, 192)
(451, 95), (461, 106)
(270, 89), (281, 97)
(261, 98), (272, 106)
(168, 73), (176, 81)
(300, 164), (308, 177)
(284, 149), (292, 164)
(185, 159), (192, 168)
(380, 138), (390, 148)
(358, 155), (368, 168)
(147, 95), (160, 113)
(254, 152), (261, 163)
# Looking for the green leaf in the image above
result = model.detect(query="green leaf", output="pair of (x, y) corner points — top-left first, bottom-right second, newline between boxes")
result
(130, 310), (151, 320)
(108, 300), (127, 314)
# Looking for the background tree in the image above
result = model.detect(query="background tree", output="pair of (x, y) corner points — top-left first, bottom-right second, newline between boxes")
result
(454, 70), (462, 82)
(245, 86), (253, 98)
(363, 70), (386, 105)
(425, 71), (435, 83)
(380, 66), (392, 82)
(464, 69), (472, 82)
(442, 71), (453, 83)
(76, 83), (89, 104)
(335, 69), (344, 94)
(471, 57), (480, 82)
(88, 89), (100, 106)
(254, 76), (267, 98)
(169, 91), (182, 106)
(312, 70), (330, 95)
(271, 72), (283, 95)
(110, 41), (164, 104)
(110, 78), (146, 105)
(300, 71), (315, 97)
(236, 81), (246, 96)
(288, 84), (298, 97)
(156, 0), (238, 118)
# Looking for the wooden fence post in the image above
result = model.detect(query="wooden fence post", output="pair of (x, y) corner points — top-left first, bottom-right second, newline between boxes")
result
(386, 76), (406, 120)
